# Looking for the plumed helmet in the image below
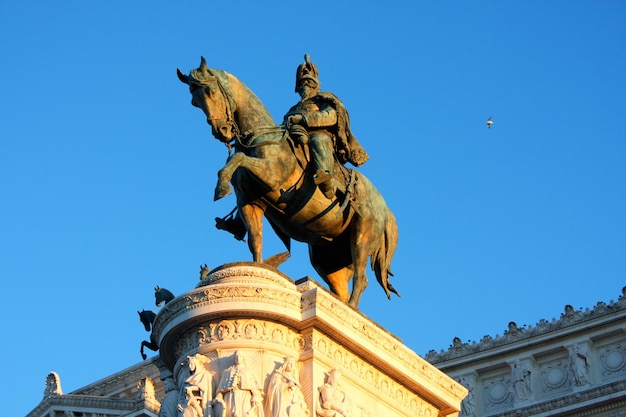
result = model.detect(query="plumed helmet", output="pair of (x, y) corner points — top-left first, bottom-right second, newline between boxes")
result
(295, 53), (319, 91)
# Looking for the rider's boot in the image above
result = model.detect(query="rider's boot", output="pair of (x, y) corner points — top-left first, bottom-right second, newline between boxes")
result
(310, 133), (336, 199)
(215, 211), (247, 241)
(314, 169), (335, 199)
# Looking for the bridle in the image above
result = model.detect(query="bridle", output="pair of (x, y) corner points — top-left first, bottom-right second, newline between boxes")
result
(189, 74), (241, 152)
(189, 70), (286, 156)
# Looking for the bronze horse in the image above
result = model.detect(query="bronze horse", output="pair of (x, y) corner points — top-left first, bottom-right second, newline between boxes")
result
(138, 309), (158, 360)
(177, 57), (399, 308)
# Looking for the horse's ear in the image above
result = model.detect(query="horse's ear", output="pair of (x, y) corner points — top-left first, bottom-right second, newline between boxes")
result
(200, 56), (208, 71)
(177, 68), (189, 85)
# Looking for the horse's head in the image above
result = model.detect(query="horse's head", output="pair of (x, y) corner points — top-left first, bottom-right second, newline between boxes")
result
(199, 264), (211, 280)
(155, 286), (174, 307)
(177, 57), (238, 143)
(186, 355), (197, 372)
(138, 309), (156, 332)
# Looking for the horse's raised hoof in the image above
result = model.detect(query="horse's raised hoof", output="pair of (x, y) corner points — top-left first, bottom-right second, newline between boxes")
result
(214, 182), (233, 200)
(141, 353), (147, 360)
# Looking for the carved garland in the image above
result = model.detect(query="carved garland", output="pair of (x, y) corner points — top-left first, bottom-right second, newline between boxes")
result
(173, 318), (309, 360)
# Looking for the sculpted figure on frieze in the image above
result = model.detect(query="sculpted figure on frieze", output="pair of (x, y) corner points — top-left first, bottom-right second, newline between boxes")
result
(176, 354), (216, 417)
(316, 369), (351, 417)
(179, 386), (206, 417)
(159, 377), (179, 417)
(213, 351), (265, 417)
(569, 344), (592, 387)
(458, 376), (476, 417)
(511, 360), (532, 401)
(265, 357), (310, 417)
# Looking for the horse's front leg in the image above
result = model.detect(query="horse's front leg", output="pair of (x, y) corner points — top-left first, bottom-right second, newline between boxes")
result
(140, 340), (157, 360)
(215, 152), (287, 201)
(239, 203), (265, 262)
(215, 153), (245, 200)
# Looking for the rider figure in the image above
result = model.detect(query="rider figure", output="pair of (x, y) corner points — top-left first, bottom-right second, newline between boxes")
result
(284, 54), (369, 199)
(216, 54), (370, 239)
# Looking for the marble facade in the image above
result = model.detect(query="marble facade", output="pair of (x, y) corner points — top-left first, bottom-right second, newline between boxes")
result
(27, 263), (466, 417)
(26, 264), (626, 417)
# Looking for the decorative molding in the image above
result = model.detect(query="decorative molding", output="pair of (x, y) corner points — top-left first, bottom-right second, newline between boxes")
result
(301, 280), (467, 402)
(197, 263), (294, 289)
(426, 288), (626, 363)
(493, 380), (626, 417)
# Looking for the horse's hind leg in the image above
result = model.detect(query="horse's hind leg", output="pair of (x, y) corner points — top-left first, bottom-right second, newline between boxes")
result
(309, 243), (353, 304)
(348, 207), (386, 307)
(324, 268), (353, 304)
(348, 245), (370, 308)
(239, 203), (265, 262)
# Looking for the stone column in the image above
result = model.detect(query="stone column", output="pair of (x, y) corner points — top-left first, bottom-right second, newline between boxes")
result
(151, 262), (467, 417)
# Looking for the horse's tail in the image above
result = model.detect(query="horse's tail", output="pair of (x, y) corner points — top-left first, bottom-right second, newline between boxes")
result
(371, 210), (400, 299)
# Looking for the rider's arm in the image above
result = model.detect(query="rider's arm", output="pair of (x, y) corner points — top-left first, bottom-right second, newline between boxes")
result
(302, 103), (337, 128)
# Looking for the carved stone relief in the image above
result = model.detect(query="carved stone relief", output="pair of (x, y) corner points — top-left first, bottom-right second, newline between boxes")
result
(457, 374), (477, 417)
(158, 377), (178, 417)
(599, 342), (626, 379)
(162, 349), (317, 417)
(310, 330), (437, 416)
(539, 356), (572, 396)
(510, 359), (533, 403)
(482, 374), (513, 413)
(44, 372), (63, 397)
(266, 357), (310, 417)
(173, 318), (307, 361)
(316, 369), (351, 417)
(568, 342), (593, 387)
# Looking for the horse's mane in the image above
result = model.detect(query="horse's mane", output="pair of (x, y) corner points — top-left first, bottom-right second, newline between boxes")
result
(141, 310), (157, 320)
(211, 69), (276, 127)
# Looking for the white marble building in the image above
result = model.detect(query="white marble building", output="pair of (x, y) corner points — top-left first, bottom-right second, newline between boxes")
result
(27, 284), (626, 417)
(426, 287), (626, 417)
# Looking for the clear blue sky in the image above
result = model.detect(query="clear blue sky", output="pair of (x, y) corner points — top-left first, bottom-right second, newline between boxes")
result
(2, 2), (625, 416)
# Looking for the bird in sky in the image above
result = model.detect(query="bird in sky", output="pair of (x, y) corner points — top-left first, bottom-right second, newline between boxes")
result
(487, 117), (494, 129)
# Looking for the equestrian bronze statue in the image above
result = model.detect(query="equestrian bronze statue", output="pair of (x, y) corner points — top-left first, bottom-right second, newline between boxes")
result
(177, 56), (399, 308)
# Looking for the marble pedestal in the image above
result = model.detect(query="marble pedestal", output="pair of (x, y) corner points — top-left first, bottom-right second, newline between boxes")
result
(151, 262), (467, 417)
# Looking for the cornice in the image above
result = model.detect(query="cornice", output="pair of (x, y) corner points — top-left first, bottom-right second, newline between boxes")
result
(426, 289), (626, 364)
(27, 394), (160, 417)
(72, 360), (160, 396)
